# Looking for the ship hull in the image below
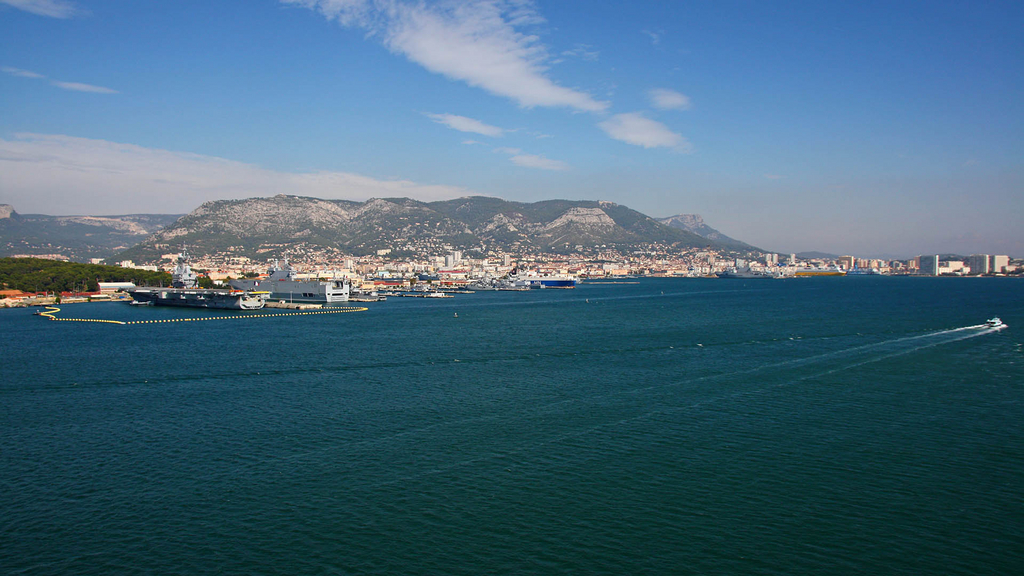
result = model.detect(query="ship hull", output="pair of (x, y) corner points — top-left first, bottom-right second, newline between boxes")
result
(716, 271), (771, 279)
(794, 271), (846, 277)
(511, 276), (577, 288)
(535, 279), (577, 288)
(128, 288), (266, 310)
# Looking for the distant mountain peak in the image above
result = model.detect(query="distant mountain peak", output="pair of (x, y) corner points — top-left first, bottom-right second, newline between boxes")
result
(657, 214), (756, 250)
(0, 204), (17, 220)
(661, 214), (706, 229)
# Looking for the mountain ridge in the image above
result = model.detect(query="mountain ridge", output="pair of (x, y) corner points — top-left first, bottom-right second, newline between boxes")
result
(114, 195), (754, 262)
(0, 204), (182, 261)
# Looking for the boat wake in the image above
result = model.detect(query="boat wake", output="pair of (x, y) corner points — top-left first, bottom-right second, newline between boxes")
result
(227, 321), (1010, 488)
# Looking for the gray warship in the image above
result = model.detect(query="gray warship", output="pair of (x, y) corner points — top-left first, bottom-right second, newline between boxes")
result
(229, 258), (351, 304)
(128, 249), (268, 310)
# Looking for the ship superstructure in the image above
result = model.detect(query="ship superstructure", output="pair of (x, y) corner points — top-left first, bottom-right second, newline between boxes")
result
(128, 248), (267, 310)
(507, 269), (578, 288)
(229, 258), (351, 303)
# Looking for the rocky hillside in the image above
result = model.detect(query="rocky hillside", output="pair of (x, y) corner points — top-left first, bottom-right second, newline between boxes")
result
(115, 195), (737, 262)
(657, 214), (756, 250)
(0, 204), (181, 261)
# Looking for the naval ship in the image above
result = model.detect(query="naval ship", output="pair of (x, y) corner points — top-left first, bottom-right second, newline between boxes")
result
(128, 250), (268, 310)
(716, 267), (773, 279)
(229, 258), (351, 304)
(506, 268), (578, 288)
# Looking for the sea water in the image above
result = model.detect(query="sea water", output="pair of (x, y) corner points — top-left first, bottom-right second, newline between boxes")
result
(2, 277), (1022, 574)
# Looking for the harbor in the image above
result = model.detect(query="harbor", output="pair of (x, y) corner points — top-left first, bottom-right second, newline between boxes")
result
(6, 276), (1021, 576)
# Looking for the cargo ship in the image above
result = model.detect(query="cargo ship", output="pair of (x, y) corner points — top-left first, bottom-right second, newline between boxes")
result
(128, 250), (267, 310)
(229, 258), (351, 303)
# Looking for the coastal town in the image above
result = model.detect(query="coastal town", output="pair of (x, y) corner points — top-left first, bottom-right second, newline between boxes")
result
(1, 245), (1019, 308)
(112, 246), (1021, 284)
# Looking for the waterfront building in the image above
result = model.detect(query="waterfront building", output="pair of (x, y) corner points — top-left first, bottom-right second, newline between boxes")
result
(838, 255), (855, 270)
(968, 254), (990, 275)
(938, 260), (966, 275)
(98, 282), (136, 294)
(919, 255), (939, 276)
(990, 255), (1010, 273)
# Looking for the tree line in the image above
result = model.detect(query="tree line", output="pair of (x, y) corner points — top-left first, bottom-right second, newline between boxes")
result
(0, 258), (172, 294)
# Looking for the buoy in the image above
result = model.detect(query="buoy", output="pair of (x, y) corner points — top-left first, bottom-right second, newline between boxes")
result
(454, 312), (458, 318)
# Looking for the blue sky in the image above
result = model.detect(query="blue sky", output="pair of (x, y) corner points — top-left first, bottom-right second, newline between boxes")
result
(1, 0), (1021, 257)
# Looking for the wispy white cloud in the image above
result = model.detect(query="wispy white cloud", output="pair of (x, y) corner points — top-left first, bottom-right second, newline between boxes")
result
(284, 0), (608, 112)
(642, 29), (661, 45)
(0, 0), (79, 18)
(50, 80), (119, 94)
(508, 152), (568, 170)
(648, 88), (691, 111)
(597, 112), (691, 151)
(1, 66), (45, 79)
(4, 66), (118, 93)
(426, 112), (504, 136)
(561, 44), (599, 62)
(0, 133), (471, 214)
(493, 146), (568, 170)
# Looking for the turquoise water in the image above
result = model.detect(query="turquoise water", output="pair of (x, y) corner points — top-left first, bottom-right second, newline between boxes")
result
(2, 277), (1022, 574)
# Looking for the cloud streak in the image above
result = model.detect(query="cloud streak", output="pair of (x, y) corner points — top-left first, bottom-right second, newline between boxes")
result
(508, 152), (568, 171)
(494, 146), (568, 170)
(0, 0), (79, 18)
(597, 113), (691, 151)
(0, 133), (471, 214)
(426, 113), (504, 136)
(648, 88), (691, 111)
(284, 0), (608, 112)
(3, 65), (118, 94)
(50, 80), (119, 94)
(1, 66), (45, 78)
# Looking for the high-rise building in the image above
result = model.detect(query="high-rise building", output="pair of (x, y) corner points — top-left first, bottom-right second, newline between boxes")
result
(838, 255), (855, 270)
(990, 255), (1010, 273)
(919, 255), (939, 276)
(444, 251), (464, 268)
(968, 254), (990, 275)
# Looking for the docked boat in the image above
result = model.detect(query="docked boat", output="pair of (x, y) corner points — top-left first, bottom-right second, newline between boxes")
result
(128, 249), (267, 310)
(716, 268), (771, 279)
(985, 317), (1006, 328)
(128, 287), (267, 310)
(794, 266), (847, 277)
(846, 267), (881, 275)
(229, 258), (350, 303)
(507, 269), (578, 288)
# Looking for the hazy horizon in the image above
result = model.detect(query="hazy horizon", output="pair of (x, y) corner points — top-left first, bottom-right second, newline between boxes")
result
(2, 0), (1021, 257)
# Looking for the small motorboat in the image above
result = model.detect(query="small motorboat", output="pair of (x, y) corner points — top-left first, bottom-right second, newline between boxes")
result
(985, 317), (1005, 328)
